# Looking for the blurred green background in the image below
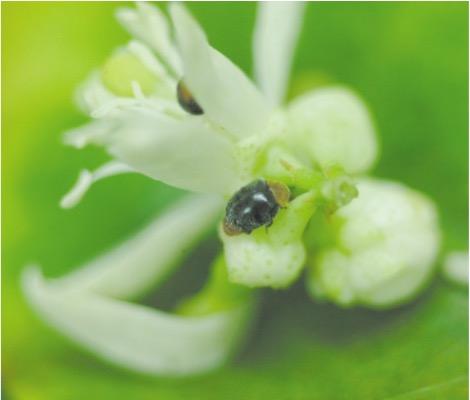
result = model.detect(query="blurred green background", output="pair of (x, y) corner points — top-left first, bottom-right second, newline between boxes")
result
(2, 2), (468, 399)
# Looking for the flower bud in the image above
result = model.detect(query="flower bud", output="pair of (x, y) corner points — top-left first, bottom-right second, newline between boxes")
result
(221, 191), (316, 288)
(306, 178), (440, 308)
(442, 251), (468, 286)
(287, 87), (378, 174)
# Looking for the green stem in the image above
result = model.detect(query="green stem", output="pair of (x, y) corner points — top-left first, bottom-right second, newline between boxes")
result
(176, 254), (253, 316)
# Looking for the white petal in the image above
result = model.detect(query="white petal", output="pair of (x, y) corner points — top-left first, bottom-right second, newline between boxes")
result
(73, 111), (243, 195)
(89, 95), (181, 119)
(64, 119), (116, 149)
(55, 195), (223, 297)
(119, 114), (242, 194)
(60, 161), (136, 209)
(23, 269), (252, 376)
(116, 3), (182, 75)
(127, 40), (170, 80)
(75, 72), (116, 116)
(170, 4), (271, 139)
(287, 87), (378, 174)
(253, 2), (305, 106)
(75, 72), (178, 120)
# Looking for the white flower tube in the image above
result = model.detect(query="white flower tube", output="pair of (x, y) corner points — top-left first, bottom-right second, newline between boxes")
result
(306, 178), (440, 308)
(23, 195), (255, 376)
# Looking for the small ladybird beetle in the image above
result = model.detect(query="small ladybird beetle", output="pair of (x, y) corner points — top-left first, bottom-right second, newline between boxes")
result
(223, 179), (290, 235)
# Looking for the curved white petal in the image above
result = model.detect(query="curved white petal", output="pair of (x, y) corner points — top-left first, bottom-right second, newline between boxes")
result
(60, 161), (136, 209)
(23, 269), (252, 376)
(64, 112), (243, 195)
(116, 3), (182, 75)
(253, 2), (305, 106)
(64, 118), (116, 149)
(55, 195), (223, 297)
(287, 86), (378, 174)
(170, 4), (271, 139)
(22, 196), (254, 375)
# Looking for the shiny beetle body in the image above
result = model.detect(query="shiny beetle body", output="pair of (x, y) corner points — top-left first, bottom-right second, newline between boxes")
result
(223, 180), (290, 235)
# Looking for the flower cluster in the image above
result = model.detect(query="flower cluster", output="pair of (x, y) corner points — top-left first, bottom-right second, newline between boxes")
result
(23, 2), (442, 376)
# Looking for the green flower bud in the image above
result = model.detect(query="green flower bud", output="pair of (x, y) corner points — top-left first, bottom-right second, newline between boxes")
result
(306, 178), (440, 308)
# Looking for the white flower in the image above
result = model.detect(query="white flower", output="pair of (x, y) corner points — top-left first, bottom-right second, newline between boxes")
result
(63, 2), (271, 199)
(306, 178), (441, 308)
(23, 1), (442, 377)
(25, 1), (322, 376)
(59, 2), (378, 289)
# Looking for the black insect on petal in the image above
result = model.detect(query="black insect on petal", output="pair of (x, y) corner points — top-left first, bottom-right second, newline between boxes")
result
(223, 179), (290, 236)
(177, 80), (204, 115)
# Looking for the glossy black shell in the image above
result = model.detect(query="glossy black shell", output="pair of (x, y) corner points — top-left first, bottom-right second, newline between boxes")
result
(224, 180), (279, 234)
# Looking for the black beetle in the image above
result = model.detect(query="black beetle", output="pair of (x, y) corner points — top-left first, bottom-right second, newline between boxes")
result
(223, 179), (290, 235)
